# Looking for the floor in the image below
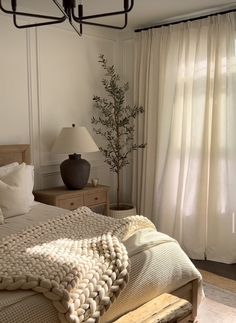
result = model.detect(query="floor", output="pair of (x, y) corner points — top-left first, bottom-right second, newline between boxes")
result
(191, 259), (236, 281)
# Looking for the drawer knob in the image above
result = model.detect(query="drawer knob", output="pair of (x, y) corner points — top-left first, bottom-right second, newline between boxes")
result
(94, 197), (98, 200)
(70, 202), (74, 206)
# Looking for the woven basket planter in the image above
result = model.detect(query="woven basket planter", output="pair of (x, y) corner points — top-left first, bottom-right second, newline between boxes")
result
(109, 204), (136, 218)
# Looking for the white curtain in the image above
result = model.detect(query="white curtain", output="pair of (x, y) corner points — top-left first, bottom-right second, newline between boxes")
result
(133, 13), (236, 264)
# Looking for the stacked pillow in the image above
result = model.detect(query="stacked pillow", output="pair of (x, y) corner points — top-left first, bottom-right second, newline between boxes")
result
(0, 162), (34, 224)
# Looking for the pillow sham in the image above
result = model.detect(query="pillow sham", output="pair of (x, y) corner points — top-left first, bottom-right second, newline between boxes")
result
(0, 208), (3, 225)
(25, 164), (34, 205)
(0, 162), (19, 177)
(0, 163), (34, 206)
(0, 163), (30, 219)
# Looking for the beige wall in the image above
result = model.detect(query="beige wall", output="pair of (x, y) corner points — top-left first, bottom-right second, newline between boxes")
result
(0, 13), (135, 204)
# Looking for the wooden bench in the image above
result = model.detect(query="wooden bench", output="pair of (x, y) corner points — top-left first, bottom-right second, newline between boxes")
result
(114, 293), (193, 323)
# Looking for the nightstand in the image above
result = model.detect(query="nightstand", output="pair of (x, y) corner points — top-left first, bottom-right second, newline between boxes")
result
(34, 184), (110, 215)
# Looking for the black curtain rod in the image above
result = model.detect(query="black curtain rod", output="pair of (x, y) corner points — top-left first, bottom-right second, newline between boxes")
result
(135, 7), (236, 33)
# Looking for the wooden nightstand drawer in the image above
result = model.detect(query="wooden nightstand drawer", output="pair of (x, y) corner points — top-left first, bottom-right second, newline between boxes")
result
(58, 196), (83, 210)
(84, 190), (106, 206)
(34, 185), (109, 215)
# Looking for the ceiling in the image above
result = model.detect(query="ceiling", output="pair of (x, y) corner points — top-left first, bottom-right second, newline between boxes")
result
(130, 0), (235, 29)
(3, 0), (236, 31)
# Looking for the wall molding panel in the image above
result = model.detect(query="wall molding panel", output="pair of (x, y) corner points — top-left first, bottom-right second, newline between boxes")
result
(0, 14), (30, 145)
(0, 14), (122, 199)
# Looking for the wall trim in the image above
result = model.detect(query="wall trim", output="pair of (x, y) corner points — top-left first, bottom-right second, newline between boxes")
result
(26, 28), (34, 158)
(35, 25), (118, 167)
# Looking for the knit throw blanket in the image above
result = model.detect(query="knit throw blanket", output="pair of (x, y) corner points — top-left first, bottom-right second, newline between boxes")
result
(0, 207), (155, 323)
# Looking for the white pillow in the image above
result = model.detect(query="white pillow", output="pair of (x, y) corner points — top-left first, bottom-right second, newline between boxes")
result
(0, 163), (30, 219)
(0, 163), (34, 206)
(0, 162), (19, 177)
(0, 208), (4, 225)
(25, 164), (34, 205)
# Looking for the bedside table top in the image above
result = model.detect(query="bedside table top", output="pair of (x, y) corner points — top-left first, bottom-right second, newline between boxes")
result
(34, 184), (109, 197)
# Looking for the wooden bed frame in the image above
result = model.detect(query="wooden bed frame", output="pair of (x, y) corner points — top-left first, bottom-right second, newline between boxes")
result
(0, 144), (199, 322)
(0, 144), (30, 166)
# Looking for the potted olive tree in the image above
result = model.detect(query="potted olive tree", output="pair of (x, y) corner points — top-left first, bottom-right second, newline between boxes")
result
(92, 54), (146, 218)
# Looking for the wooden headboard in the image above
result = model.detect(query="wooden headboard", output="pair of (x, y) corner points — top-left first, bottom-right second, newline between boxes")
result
(0, 145), (31, 166)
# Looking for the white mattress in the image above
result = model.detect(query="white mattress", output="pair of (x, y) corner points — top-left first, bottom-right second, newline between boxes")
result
(0, 203), (202, 323)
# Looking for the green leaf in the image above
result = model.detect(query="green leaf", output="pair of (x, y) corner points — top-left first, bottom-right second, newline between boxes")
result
(92, 54), (147, 205)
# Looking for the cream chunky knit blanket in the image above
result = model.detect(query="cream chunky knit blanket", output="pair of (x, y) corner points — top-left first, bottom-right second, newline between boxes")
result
(0, 207), (155, 323)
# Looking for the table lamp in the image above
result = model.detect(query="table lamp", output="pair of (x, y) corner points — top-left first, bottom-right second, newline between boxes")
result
(51, 124), (99, 190)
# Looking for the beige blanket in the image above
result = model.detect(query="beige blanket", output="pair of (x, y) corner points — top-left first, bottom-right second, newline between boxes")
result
(0, 207), (155, 323)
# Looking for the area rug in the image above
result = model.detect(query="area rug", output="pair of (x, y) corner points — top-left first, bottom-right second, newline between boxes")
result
(196, 270), (236, 322)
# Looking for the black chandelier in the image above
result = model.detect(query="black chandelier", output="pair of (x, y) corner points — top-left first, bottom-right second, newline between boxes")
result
(0, 0), (134, 35)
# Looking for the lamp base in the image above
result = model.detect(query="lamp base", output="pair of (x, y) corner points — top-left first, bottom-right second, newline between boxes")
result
(60, 154), (90, 190)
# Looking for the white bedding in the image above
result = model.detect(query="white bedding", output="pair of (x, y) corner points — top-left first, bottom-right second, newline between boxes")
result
(0, 203), (202, 323)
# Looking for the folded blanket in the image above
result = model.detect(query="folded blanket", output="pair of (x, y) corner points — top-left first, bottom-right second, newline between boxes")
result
(0, 207), (155, 323)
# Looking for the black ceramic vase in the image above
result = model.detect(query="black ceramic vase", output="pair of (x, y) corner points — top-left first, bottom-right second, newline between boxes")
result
(60, 153), (90, 190)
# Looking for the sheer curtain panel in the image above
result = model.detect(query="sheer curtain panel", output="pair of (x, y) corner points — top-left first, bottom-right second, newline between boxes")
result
(133, 13), (236, 263)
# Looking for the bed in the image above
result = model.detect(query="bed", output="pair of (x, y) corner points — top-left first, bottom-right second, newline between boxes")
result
(0, 144), (203, 323)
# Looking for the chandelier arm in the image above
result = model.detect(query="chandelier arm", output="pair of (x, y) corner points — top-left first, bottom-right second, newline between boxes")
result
(72, 0), (134, 21)
(0, 0), (65, 20)
(12, 14), (67, 29)
(0, 0), (134, 35)
(75, 13), (128, 30)
(69, 20), (82, 36)
(52, 0), (82, 36)
(52, 0), (69, 17)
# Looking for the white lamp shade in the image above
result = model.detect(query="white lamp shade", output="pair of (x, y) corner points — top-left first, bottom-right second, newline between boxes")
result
(51, 126), (99, 154)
